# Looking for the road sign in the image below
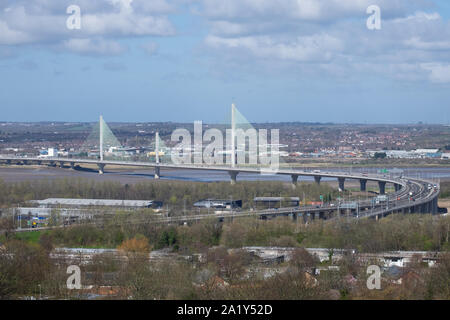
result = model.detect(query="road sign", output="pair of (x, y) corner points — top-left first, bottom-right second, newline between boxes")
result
(340, 202), (358, 209)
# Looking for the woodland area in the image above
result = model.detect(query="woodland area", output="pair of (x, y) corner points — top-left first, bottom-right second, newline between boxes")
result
(1, 178), (450, 299)
(1, 216), (450, 300)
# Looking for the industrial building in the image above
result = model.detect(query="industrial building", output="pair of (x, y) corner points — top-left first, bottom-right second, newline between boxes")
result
(10, 198), (164, 226)
(366, 149), (442, 159)
(254, 197), (300, 209)
(193, 199), (242, 210)
(30, 198), (163, 209)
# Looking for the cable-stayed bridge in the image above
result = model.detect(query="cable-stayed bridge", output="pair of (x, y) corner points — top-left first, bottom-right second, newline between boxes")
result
(0, 106), (442, 222)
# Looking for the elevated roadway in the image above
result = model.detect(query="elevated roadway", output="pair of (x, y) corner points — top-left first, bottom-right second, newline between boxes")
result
(0, 155), (441, 225)
(1, 155), (404, 191)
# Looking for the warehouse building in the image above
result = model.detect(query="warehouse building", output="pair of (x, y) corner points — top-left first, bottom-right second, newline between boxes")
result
(30, 198), (163, 209)
(193, 199), (242, 210)
(12, 198), (164, 224)
(254, 197), (300, 209)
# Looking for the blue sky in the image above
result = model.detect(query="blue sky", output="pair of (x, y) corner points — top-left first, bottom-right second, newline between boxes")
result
(0, 0), (450, 124)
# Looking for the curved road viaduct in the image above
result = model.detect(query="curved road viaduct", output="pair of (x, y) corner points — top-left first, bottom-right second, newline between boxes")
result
(0, 156), (441, 223)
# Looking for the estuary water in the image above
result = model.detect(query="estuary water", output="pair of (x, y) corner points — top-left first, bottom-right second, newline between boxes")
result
(0, 165), (449, 184)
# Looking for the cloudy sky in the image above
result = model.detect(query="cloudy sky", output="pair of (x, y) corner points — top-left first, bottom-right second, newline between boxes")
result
(0, 0), (450, 124)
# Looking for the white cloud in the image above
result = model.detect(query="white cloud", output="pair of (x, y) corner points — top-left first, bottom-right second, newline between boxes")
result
(0, 20), (35, 45)
(81, 13), (174, 37)
(0, 0), (176, 53)
(199, 0), (450, 84)
(62, 38), (125, 56)
(205, 33), (343, 62)
(199, 0), (427, 22)
(421, 63), (450, 83)
(404, 37), (450, 51)
(393, 11), (441, 23)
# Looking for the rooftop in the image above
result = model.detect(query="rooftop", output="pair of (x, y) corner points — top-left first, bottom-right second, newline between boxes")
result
(30, 198), (155, 207)
(254, 197), (300, 202)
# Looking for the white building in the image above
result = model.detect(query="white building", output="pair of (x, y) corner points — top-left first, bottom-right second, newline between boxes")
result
(414, 149), (439, 154)
(367, 149), (441, 159)
(47, 147), (58, 157)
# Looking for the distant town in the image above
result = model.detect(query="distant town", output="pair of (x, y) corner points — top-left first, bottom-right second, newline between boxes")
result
(1, 122), (450, 164)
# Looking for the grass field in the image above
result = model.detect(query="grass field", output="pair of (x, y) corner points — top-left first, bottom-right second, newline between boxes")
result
(13, 230), (43, 243)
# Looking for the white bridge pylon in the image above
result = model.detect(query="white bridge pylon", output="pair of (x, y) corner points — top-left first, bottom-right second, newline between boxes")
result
(225, 102), (289, 183)
(81, 115), (122, 173)
(86, 104), (285, 181)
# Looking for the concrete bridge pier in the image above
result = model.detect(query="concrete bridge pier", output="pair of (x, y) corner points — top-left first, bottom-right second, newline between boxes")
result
(420, 203), (428, 214)
(314, 176), (321, 185)
(378, 181), (386, 195)
(359, 179), (367, 192)
(302, 213), (309, 223)
(70, 162), (75, 170)
(433, 198), (438, 214)
(59, 161), (65, 168)
(338, 178), (345, 192)
(229, 171), (238, 185)
(97, 163), (105, 175)
(394, 184), (401, 192)
(291, 175), (298, 190)
(154, 166), (160, 179)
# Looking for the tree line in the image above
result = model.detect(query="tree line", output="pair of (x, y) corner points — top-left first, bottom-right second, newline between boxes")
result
(3, 213), (450, 253)
(0, 177), (339, 209)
